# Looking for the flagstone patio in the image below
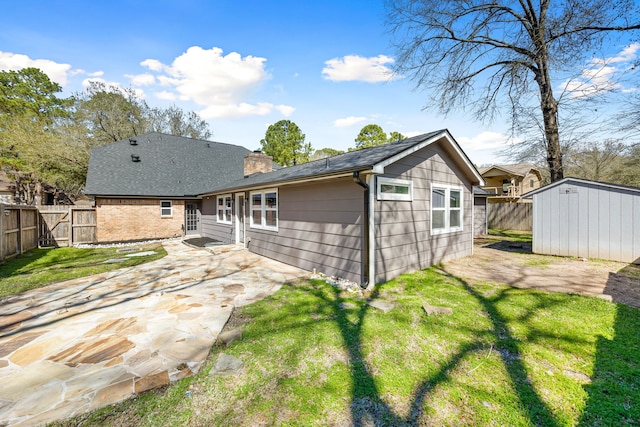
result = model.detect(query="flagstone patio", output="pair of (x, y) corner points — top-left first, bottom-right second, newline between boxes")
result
(0, 240), (307, 427)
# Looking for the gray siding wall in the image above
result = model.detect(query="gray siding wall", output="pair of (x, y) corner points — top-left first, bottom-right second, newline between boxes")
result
(533, 181), (640, 263)
(201, 197), (235, 243)
(474, 196), (487, 236)
(374, 144), (474, 283)
(247, 177), (364, 283)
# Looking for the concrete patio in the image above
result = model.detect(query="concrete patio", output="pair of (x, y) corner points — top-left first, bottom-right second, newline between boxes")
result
(0, 240), (307, 426)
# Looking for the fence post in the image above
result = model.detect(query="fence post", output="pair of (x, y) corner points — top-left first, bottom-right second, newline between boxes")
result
(68, 207), (73, 247)
(18, 207), (23, 255)
(0, 204), (4, 261)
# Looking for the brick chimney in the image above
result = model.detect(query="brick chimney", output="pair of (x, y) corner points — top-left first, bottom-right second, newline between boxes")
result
(244, 152), (273, 177)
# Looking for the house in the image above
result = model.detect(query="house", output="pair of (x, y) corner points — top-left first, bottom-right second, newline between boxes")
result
(0, 171), (14, 204)
(85, 130), (485, 287)
(84, 132), (251, 242)
(523, 177), (640, 264)
(478, 163), (542, 202)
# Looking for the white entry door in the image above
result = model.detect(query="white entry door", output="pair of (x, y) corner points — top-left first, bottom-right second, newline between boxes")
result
(235, 194), (245, 245)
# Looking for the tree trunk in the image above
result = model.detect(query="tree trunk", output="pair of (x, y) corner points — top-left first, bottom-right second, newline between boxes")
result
(537, 62), (564, 182)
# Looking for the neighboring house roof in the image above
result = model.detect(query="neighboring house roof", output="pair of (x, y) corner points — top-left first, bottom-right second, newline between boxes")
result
(202, 129), (484, 194)
(478, 162), (540, 178)
(522, 177), (640, 198)
(84, 132), (251, 197)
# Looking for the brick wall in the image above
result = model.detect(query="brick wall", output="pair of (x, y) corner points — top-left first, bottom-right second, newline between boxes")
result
(95, 198), (186, 242)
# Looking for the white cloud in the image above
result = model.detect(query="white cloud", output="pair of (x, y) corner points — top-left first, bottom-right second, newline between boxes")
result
(561, 43), (639, 98)
(71, 69), (104, 77)
(275, 105), (295, 116)
(139, 46), (293, 118)
(457, 131), (514, 151)
(333, 116), (367, 128)
(127, 73), (156, 86)
(140, 59), (164, 72)
(155, 90), (177, 101)
(0, 51), (72, 86)
(322, 55), (397, 83)
(593, 42), (640, 65)
(199, 102), (293, 119)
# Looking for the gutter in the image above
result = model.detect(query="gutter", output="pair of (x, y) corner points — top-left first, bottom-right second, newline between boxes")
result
(352, 171), (370, 288)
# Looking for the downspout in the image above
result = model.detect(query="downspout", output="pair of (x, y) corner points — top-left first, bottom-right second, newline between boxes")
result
(352, 171), (369, 288)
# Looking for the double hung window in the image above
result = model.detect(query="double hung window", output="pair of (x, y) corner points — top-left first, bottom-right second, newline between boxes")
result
(217, 195), (233, 224)
(250, 189), (278, 231)
(160, 201), (172, 217)
(431, 184), (463, 234)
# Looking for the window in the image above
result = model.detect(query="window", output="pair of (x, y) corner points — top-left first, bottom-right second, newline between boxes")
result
(217, 195), (233, 224)
(431, 184), (463, 234)
(530, 179), (534, 189)
(160, 201), (172, 217)
(377, 177), (413, 201)
(250, 189), (278, 231)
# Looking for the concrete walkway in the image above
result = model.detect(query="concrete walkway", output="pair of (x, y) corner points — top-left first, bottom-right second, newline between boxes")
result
(0, 241), (307, 427)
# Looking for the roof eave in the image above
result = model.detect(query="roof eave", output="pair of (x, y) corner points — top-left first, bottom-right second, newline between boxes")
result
(200, 167), (371, 196)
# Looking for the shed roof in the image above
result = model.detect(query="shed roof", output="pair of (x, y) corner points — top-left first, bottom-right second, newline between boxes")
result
(522, 177), (640, 198)
(202, 129), (484, 194)
(84, 132), (251, 197)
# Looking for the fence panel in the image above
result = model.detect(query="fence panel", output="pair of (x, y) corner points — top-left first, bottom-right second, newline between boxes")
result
(72, 208), (97, 245)
(0, 205), (39, 261)
(38, 206), (96, 247)
(487, 202), (532, 231)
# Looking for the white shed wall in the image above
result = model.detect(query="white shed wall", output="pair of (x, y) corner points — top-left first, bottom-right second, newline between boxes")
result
(532, 181), (640, 263)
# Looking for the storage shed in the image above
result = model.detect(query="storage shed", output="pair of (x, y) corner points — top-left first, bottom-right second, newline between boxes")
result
(524, 178), (640, 263)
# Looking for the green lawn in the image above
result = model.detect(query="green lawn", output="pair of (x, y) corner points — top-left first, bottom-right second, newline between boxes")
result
(488, 228), (533, 243)
(53, 266), (640, 426)
(0, 244), (167, 299)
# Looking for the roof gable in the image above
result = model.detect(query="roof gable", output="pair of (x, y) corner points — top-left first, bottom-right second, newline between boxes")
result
(85, 132), (251, 197)
(523, 177), (640, 198)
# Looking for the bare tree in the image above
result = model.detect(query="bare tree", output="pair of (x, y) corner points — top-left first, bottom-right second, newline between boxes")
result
(386, 0), (640, 181)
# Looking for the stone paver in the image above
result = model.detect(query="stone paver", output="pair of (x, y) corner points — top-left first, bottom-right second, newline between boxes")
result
(0, 241), (306, 427)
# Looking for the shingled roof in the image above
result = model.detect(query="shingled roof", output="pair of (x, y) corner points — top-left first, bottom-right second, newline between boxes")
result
(203, 129), (483, 194)
(478, 162), (540, 177)
(84, 132), (251, 197)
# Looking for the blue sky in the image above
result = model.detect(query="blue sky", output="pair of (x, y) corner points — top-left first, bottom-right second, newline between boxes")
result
(1, 0), (637, 165)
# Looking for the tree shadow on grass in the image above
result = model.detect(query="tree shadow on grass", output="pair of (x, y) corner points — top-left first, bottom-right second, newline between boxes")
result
(578, 280), (640, 425)
(300, 268), (561, 426)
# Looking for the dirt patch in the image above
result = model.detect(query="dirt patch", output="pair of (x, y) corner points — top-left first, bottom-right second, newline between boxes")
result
(444, 237), (640, 309)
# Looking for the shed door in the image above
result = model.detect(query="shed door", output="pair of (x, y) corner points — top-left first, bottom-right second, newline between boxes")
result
(185, 203), (200, 235)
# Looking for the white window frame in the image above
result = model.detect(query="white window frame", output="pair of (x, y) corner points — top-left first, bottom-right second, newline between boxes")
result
(250, 189), (278, 231)
(160, 200), (172, 217)
(431, 183), (463, 235)
(217, 194), (233, 224)
(376, 177), (413, 201)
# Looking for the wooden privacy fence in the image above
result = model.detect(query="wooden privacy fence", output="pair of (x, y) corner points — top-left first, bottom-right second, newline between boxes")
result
(487, 202), (533, 231)
(0, 205), (39, 261)
(38, 206), (96, 247)
(0, 205), (97, 261)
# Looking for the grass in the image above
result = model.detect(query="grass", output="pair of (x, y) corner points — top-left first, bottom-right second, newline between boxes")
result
(0, 244), (167, 299)
(488, 229), (533, 243)
(51, 266), (640, 426)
